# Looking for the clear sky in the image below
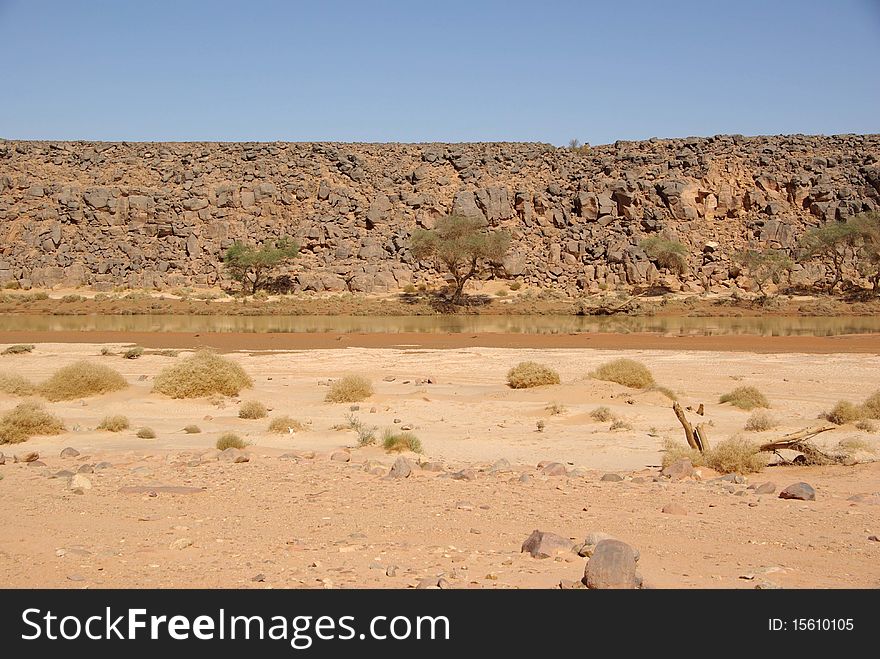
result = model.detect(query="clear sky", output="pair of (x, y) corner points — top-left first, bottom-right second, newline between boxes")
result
(1, 0), (878, 144)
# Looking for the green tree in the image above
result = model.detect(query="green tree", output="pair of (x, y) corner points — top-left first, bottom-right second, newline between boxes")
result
(733, 249), (794, 296)
(640, 236), (689, 275)
(848, 212), (880, 291)
(410, 215), (510, 304)
(798, 221), (859, 292)
(223, 238), (299, 295)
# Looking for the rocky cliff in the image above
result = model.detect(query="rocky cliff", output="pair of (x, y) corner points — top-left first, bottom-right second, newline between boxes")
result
(1, 135), (878, 293)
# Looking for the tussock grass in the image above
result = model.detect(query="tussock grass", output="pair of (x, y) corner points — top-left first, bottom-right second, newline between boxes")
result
(325, 375), (373, 403)
(268, 415), (307, 433)
(590, 359), (655, 389)
(545, 402), (567, 415)
(609, 418), (633, 431)
(39, 361), (128, 401)
(97, 415), (130, 432)
(662, 437), (766, 474)
(136, 427), (156, 439)
(382, 429), (422, 453)
(238, 400), (268, 419)
(152, 350), (252, 398)
(183, 424), (202, 434)
(216, 433), (246, 450)
(862, 390), (880, 419)
(0, 373), (36, 396)
(123, 346), (144, 359)
(650, 385), (678, 401)
(0, 401), (64, 444)
(744, 410), (778, 432)
(506, 361), (560, 389)
(838, 437), (875, 454)
(719, 386), (769, 410)
(855, 419), (877, 432)
(590, 406), (614, 422)
(825, 400), (863, 425)
(2, 344), (34, 355)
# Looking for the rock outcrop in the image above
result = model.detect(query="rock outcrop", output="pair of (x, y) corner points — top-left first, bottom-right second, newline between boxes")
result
(1, 135), (878, 292)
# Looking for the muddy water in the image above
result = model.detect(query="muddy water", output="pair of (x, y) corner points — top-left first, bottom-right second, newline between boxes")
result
(2, 314), (880, 336)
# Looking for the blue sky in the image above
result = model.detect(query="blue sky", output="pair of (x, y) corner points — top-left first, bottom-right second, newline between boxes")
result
(1, 0), (878, 144)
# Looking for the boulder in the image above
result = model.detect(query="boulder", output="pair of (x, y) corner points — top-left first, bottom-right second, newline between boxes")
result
(521, 530), (574, 559)
(584, 540), (641, 589)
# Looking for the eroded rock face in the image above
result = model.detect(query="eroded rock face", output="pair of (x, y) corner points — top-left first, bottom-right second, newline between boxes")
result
(1, 136), (878, 293)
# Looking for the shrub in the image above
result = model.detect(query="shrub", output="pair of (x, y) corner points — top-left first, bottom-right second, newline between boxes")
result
(535, 420), (546, 432)
(60, 294), (84, 303)
(136, 427), (156, 439)
(650, 385), (678, 401)
(590, 406), (614, 422)
(152, 350), (253, 398)
(151, 349), (179, 357)
(100, 347), (114, 356)
(0, 401), (65, 444)
(402, 284), (417, 294)
(325, 375), (373, 403)
(855, 419), (877, 432)
(640, 236), (689, 275)
(238, 400), (268, 419)
(183, 424), (202, 434)
(216, 432), (246, 450)
(123, 346), (144, 359)
(744, 410), (778, 432)
(824, 400), (862, 425)
(861, 390), (880, 419)
(0, 373), (36, 396)
(39, 361), (128, 401)
(661, 439), (705, 468)
(545, 402), (567, 415)
(705, 436), (766, 474)
(719, 386), (769, 410)
(506, 361), (560, 389)
(2, 344), (34, 355)
(838, 437), (875, 454)
(590, 359), (655, 389)
(268, 415), (307, 433)
(97, 415), (130, 432)
(382, 429), (422, 453)
(509, 281), (522, 291)
(610, 418), (633, 431)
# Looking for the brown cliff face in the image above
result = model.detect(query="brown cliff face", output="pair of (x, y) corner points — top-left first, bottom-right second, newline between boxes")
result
(0, 135), (878, 293)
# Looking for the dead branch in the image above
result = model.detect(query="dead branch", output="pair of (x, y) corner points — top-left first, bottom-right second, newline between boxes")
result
(673, 402), (703, 452)
(758, 425), (840, 464)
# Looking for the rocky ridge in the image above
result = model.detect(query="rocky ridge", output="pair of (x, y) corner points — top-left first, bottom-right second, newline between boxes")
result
(1, 135), (878, 292)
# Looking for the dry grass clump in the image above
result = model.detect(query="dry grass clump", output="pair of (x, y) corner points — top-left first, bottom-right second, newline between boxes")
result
(382, 429), (422, 453)
(0, 373), (36, 396)
(609, 418), (633, 431)
(238, 400), (268, 419)
(39, 361), (128, 401)
(123, 346), (144, 359)
(855, 419), (877, 432)
(590, 359), (655, 389)
(545, 402), (567, 415)
(2, 344), (34, 355)
(744, 410), (778, 432)
(705, 436), (766, 474)
(824, 400), (863, 425)
(650, 385), (678, 401)
(325, 375), (373, 403)
(506, 361), (560, 389)
(662, 436), (766, 474)
(590, 406), (614, 422)
(862, 390), (880, 418)
(268, 415), (307, 433)
(216, 432), (247, 450)
(152, 350), (253, 398)
(97, 415), (130, 432)
(136, 427), (156, 439)
(838, 437), (875, 454)
(183, 424), (202, 434)
(719, 386), (769, 410)
(0, 401), (65, 444)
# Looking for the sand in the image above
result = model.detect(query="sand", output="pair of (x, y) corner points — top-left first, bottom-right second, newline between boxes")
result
(1, 341), (879, 589)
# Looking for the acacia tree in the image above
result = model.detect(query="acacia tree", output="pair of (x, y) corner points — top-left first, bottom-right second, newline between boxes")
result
(223, 237), (299, 295)
(733, 249), (794, 296)
(799, 213), (880, 292)
(410, 215), (510, 304)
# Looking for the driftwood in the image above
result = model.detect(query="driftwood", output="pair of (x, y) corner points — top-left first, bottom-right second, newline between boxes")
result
(585, 291), (647, 316)
(673, 402), (708, 452)
(758, 425), (838, 464)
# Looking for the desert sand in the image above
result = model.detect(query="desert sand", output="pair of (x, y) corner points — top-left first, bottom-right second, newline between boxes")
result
(1, 341), (878, 589)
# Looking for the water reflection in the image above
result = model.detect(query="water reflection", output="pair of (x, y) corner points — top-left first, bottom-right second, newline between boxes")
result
(2, 314), (880, 336)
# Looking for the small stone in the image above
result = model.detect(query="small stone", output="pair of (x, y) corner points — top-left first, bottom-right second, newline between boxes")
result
(600, 473), (624, 482)
(421, 461), (445, 472)
(69, 474), (92, 491)
(662, 458), (694, 481)
(53, 470), (75, 479)
(388, 456), (413, 479)
(437, 578), (450, 589)
(779, 482), (816, 501)
(29, 460), (47, 467)
(349, 405), (360, 411)
(584, 539), (640, 589)
(400, 424), (414, 431)
(383, 376), (395, 382)
(0, 452), (4, 465)
(868, 535), (879, 542)
(331, 450), (351, 463)
(251, 574), (266, 582)
(385, 565), (398, 577)
(470, 528), (481, 534)
(541, 462), (567, 476)
(451, 468), (476, 481)
(755, 580), (782, 590)
(218, 448), (249, 463)
(95, 462), (112, 470)
(661, 503), (688, 515)
(77, 464), (94, 474)
(521, 529), (574, 559)
(847, 493), (880, 505)
(393, 418), (402, 424)
(518, 474), (532, 484)
(456, 501), (474, 511)
(752, 482), (776, 495)
(170, 538), (193, 550)
(416, 577), (439, 589)
(60, 447), (80, 458)
(14, 451), (39, 463)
